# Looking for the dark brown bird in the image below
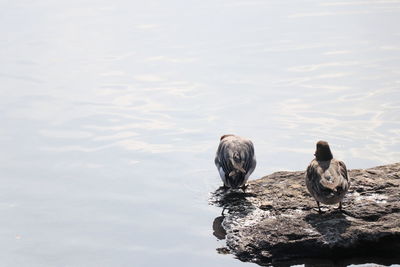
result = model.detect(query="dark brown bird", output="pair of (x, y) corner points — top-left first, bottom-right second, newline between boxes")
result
(215, 134), (256, 190)
(305, 141), (350, 213)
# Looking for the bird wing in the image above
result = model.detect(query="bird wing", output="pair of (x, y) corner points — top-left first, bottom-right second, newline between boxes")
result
(338, 160), (349, 181)
(242, 140), (255, 173)
(306, 161), (326, 197)
(306, 161), (317, 181)
(216, 141), (233, 176)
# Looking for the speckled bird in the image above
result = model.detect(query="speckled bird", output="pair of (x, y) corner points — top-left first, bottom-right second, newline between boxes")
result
(305, 140), (350, 213)
(215, 134), (256, 190)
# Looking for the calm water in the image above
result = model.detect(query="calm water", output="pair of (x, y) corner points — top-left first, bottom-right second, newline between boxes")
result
(1, 0), (400, 266)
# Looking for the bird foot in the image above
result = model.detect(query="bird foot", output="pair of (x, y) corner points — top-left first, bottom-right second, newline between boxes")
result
(241, 184), (248, 193)
(336, 202), (343, 212)
(312, 207), (324, 213)
(219, 185), (229, 192)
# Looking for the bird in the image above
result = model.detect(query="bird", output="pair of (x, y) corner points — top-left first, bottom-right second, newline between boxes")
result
(215, 134), (256, 190)
(305, 140), (350, 213)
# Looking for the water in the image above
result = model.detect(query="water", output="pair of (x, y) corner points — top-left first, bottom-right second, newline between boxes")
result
(1, 0), (399, 266)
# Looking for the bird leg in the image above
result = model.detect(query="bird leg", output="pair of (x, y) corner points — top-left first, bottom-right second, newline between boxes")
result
(338, 202), (342, 211)
(241, 184), (248, 193)
(317, 201), (322, 213)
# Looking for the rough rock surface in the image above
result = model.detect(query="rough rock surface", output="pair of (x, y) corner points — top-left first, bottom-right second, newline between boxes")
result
(210, 163), (400, 266)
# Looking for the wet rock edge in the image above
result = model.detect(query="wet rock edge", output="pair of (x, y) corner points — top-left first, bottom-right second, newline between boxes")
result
(210, 162), (400, 266)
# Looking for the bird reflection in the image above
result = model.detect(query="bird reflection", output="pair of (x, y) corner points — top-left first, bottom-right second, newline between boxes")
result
(212, 215), (226, 240)
(210, 186), (256, 256)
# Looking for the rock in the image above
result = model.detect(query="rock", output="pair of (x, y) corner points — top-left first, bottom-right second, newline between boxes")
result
(210, 163), (400, 266)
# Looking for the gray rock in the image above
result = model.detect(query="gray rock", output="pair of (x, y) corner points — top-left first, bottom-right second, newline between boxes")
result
(210, 163), (400, 266)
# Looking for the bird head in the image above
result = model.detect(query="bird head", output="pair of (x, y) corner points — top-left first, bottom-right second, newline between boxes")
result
(314, 140), (333, 161)
(220, 134), (234, 141)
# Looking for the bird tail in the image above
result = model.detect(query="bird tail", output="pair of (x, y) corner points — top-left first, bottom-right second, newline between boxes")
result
(227, 152), (246, 188)
(322, 185), (343, 198)
(229, 152), (246, 174)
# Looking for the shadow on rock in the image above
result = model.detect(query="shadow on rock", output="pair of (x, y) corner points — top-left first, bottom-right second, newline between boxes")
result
(305, 210), (351, 239)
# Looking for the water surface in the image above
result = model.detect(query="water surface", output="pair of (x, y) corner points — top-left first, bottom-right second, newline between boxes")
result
(1, 0), (400, 266)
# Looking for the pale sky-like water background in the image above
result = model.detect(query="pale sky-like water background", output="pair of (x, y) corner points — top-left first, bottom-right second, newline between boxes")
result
(1, 0), (400, 266)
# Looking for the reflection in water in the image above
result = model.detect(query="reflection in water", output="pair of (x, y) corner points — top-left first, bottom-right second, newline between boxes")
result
(212, 216), (226, 240)
(210, 187), (257, 217)
(213, 214), (230, 255)
(211, 189), (256, 258)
